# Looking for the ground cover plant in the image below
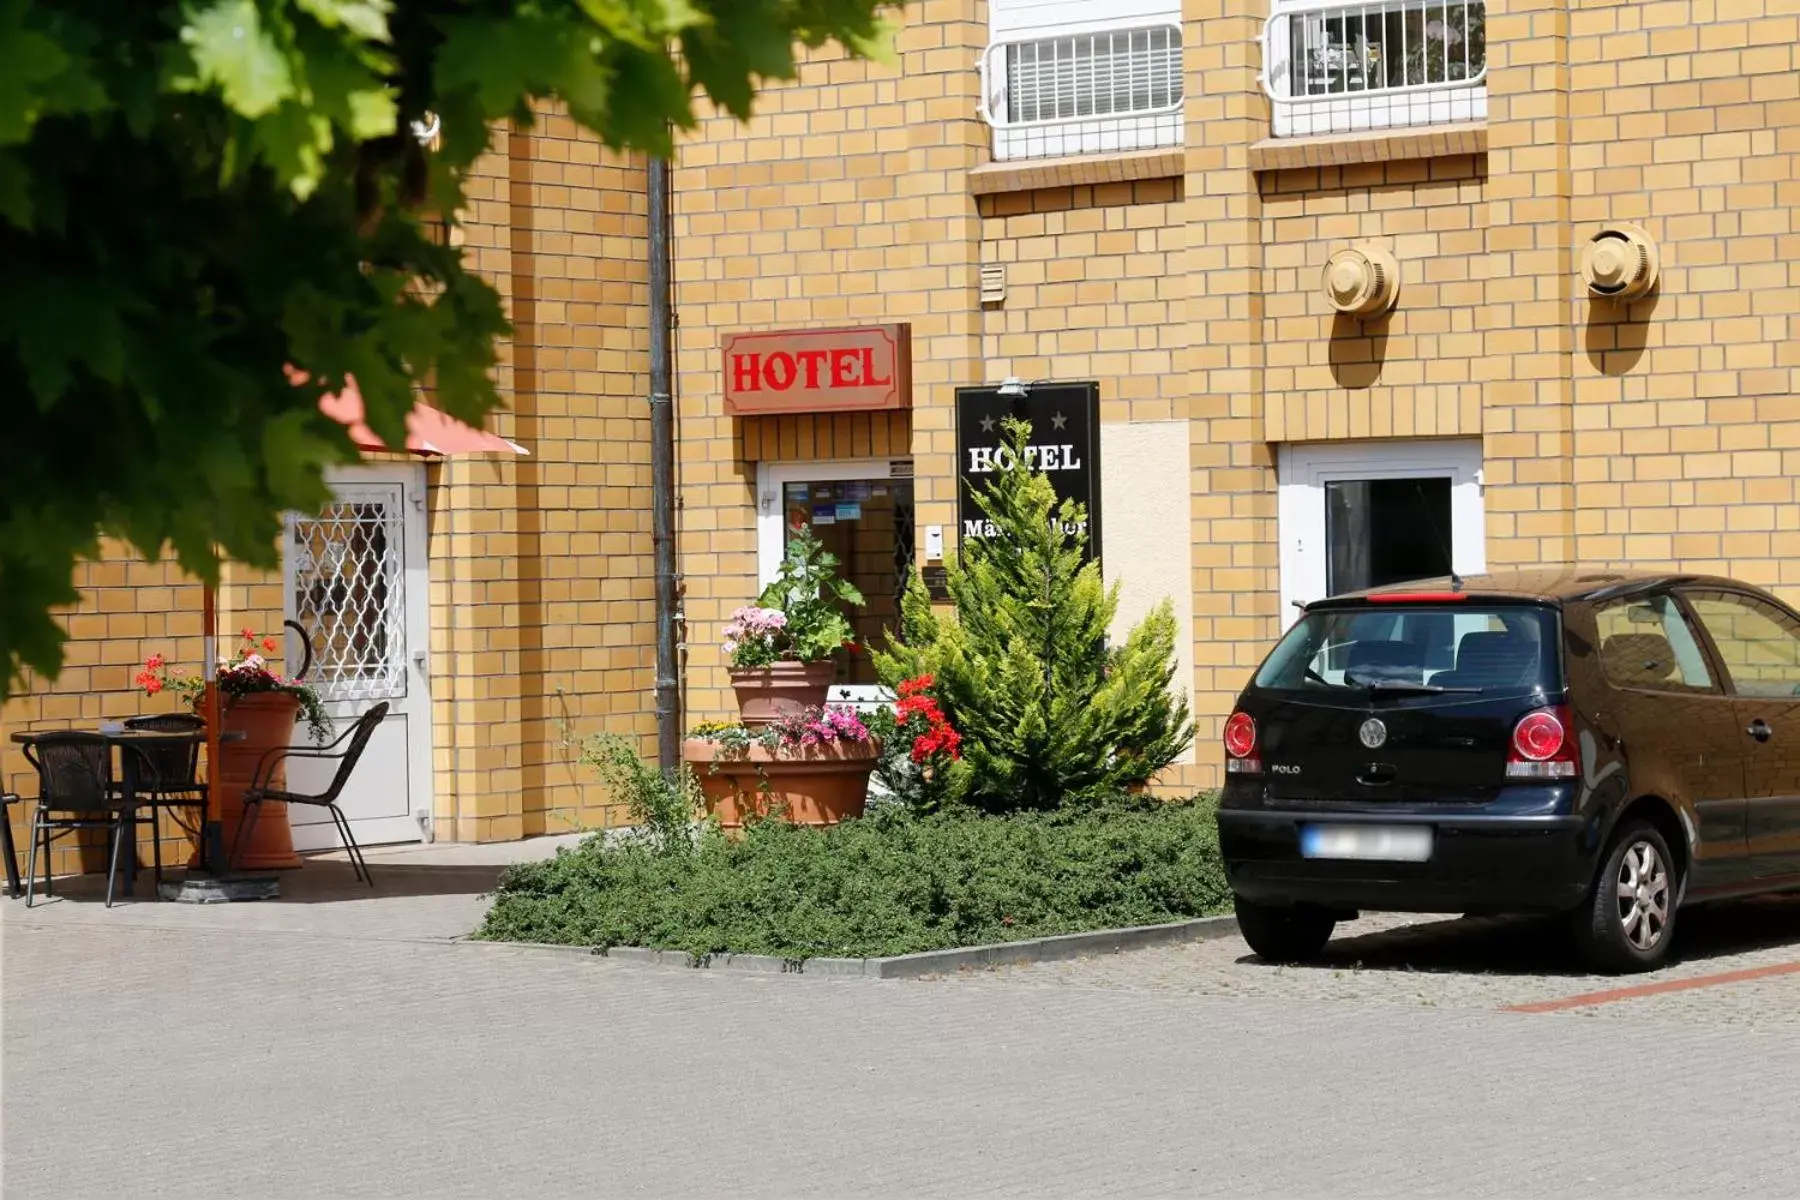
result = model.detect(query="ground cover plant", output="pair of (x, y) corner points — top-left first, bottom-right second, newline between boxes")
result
(478, 795), (1229, 960)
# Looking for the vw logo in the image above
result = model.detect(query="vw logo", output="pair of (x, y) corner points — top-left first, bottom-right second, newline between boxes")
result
(1358, 718), (1388, 749)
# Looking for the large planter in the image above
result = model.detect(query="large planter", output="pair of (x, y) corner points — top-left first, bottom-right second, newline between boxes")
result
(682, 737), (877, 831)
(192, 691), (305, 870)
(729, 661), (838, 728)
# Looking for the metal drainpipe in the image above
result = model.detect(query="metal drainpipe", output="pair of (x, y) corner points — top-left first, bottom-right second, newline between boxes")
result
(649, 153), (680, 772)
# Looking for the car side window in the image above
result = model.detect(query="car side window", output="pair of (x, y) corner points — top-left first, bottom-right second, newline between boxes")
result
(1591, 594), (1715, 692)
(1684, 591), (1800, 698)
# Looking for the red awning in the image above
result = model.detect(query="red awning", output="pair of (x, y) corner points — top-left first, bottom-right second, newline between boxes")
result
(317, 375), (529, 457)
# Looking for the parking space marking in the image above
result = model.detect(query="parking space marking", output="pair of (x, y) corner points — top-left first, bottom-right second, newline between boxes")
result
(1505, 959), (1800, 1014)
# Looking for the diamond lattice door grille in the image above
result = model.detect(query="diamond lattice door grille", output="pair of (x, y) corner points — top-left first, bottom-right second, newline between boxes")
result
(287, 490), (407, 703)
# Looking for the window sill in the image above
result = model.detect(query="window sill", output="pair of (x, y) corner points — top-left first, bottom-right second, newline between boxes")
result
(1248, 121), (1487, 172)
(968, 147), (1185, 196)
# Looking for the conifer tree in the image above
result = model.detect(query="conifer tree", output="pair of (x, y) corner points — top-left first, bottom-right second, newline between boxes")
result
(876, 419), (1192, 811)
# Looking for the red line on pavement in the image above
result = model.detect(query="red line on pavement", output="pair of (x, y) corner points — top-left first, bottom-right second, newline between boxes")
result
(1505, 959), (1800, 1013)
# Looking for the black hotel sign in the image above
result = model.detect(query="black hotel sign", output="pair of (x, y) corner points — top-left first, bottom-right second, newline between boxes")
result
(954, 382), (1101, 567)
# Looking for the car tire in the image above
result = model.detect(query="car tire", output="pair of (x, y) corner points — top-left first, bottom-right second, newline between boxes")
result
(1234, 896), (1336, 963)
(1572, 820), (1679, 974)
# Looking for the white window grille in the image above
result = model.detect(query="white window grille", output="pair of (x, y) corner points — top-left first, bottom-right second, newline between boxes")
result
(1262, 0), (1486, 137)
(286, 490), (408, 703)
(980, 23), (1184, 162)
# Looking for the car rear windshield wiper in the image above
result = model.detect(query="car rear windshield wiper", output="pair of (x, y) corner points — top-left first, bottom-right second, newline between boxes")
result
(1343, 674), (1483, 695)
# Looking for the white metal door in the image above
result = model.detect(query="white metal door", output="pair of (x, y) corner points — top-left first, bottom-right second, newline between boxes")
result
(1278, 439), (1487, 621)
(282, 464), (433, 849)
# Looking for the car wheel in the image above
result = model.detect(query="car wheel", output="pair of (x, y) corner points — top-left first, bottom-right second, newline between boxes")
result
(1234, 896), (1336, 963)
(1572, 820), (1679, 973)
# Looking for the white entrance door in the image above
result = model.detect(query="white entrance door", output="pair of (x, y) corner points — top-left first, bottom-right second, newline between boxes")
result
(282, 464), (433, 850)
(1278, 439), (1487, 619)
(756, 458), (916, 706)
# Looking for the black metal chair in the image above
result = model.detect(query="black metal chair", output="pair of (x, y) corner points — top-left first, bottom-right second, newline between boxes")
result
(22, 733), (139, 907)
(2, 791), (21, 898)
(121, 714), (211, 878)
(233, 702), (388, 885)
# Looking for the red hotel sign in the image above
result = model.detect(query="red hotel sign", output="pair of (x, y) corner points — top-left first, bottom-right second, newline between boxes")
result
(721, 323), (912, 416)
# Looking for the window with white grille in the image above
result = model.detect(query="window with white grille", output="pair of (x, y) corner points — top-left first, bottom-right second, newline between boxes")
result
(286, 491), (408, 704)
(981, 1), (1184, 162)
(1263, 0), (1487, 137)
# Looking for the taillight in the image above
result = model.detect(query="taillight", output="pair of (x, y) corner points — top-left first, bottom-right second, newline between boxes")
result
(1506, 705), (1577, 780)
(1224, 711), (1261, 774)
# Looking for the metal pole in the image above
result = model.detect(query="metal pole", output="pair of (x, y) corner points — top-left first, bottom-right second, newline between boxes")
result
(648, 153), (680, 773)
(202, 578), (223, 869)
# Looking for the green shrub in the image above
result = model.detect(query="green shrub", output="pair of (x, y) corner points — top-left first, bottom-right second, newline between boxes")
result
(573, 732), (705, 850)
(873, 418), (1193, 813)
(476, 795), (1230, 960)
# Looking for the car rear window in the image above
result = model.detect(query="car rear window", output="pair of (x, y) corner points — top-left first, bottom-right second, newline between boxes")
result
(1253, 605), (1562, 697)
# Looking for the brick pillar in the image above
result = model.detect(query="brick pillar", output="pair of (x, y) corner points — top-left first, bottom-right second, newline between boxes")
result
(1185, 0), (1275, 787)
(433, 123), (528, 842)
(898, 0), (988, 541)
(1482, 0), (1578, 569)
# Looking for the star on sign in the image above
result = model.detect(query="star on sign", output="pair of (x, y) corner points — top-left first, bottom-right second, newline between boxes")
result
(1050, 411), (1067, 430)
(979, 414), (997, 433)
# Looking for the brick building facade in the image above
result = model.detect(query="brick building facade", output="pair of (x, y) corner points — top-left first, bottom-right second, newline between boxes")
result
(5, 0), (1798, 867)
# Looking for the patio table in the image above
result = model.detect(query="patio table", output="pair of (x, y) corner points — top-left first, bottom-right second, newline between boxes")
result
(10, 727), (245, 898)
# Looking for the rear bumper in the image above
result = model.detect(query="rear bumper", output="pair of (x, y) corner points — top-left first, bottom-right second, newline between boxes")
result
(1217, 806), (1599, 914)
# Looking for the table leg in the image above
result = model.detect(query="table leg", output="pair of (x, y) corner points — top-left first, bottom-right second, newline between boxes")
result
(117, 757), (139, 899)
(0, 803), (20, 898)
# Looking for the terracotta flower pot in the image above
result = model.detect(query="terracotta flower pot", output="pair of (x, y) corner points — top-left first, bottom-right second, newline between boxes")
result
(682, 737), (877, 831)
(728, 661), (839, 728)
(191, 691), (304, 870)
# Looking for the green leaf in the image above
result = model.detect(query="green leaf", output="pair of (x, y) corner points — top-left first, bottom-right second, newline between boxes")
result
(261, 407), (343, 504)
(0, 22), (67, 143)
(344, 87), (396, 139)
(295, 0), (391, 43)
(182, 0), (296, 119)
(253, 100), (333, 197)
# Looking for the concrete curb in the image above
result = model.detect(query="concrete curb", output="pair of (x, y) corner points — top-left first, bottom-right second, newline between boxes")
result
(473, 915), (1239, 978)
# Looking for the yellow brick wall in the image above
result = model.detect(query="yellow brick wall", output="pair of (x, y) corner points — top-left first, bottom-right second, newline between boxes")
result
(1174, 0), (1799, 789)
(1258, 157), (1488, 442)
(979, 178), (1188, 422)
(1184, 0), (1280, 788)
(430, 114), (655, 841)
(672, 0), (989, 722)
(1563, 0), (1800, 590)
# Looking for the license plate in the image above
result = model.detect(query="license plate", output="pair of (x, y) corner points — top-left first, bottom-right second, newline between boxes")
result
(1300, 824), (1433, 862)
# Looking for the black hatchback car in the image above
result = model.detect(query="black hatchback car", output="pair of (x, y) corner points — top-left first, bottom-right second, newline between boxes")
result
(1216, 569), (1800, 972)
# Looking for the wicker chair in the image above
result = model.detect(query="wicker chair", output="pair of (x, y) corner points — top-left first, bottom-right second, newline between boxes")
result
(22, 733), (139, 907)
(121, 714), (211, 874)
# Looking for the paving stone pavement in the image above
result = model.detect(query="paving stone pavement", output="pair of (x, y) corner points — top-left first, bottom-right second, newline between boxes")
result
(5, 849), (1800, 1199)
(976, 897), (1800, 1027)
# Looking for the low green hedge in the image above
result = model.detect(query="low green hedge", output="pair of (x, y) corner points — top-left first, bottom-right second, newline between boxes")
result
(476, 795), (1230, 961)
